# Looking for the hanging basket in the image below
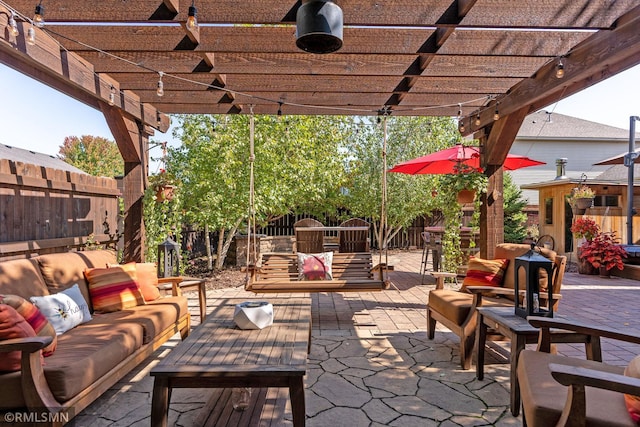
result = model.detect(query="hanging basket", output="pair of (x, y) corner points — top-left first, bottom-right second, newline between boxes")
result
(574, 197), (594, 210)
(457, 189), (476, 204)
(155, 184), (175, 202)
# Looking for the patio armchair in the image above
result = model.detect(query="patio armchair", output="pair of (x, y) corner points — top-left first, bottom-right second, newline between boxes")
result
(294, 218), (324, 253)
(338, 218), (370, 253)
(517, 317), (640, 427)
(427, 243), (565, 369)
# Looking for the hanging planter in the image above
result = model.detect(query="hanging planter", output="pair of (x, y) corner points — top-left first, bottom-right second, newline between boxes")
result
(574, 197), (594, 210)
(456, 189), (476, 204)
(155, 184), (175, 202)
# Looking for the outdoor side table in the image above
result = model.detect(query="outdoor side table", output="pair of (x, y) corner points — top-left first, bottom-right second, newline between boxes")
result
(475, 307), (592, 417)
(158, 277), (207, 320)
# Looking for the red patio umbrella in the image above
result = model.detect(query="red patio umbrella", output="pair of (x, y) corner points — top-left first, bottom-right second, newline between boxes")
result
(388, 144), (545, 175)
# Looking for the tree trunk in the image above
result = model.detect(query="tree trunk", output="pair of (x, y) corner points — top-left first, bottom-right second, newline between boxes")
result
(215, 219), (242, 269)
(205, 224), (213, 271)
(216, 228), (225, 270)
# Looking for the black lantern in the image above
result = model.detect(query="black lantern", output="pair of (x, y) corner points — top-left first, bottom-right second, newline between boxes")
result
(157, 237), (180, 278)
(514, 244), (554, 318)
(296, 0), (343, 54)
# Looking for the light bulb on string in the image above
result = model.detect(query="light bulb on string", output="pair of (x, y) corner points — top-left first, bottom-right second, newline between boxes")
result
(555, 58), (565, 79)
(459, 120), (465, 133)
(33, 2), (44, 27)
(156, 72), (164, 97)
(493, 103), (500, 121)
(186, 2), (198, 31)
(108, 85), (116, 106)
(277, 102), (283, 119)
(8, 12), (19, 37)
(474, 113), (481, 126)
(26, 25), (36, 45)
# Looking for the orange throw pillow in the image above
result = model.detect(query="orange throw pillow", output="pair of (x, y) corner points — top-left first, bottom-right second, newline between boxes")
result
(0, 294), (57, 356)
(84, 264), (145, 312)
(0, 304), (38, 372)
(624, 355), (640, 423)
(109, 263), (161, 302)
(461, 257), (509, 291)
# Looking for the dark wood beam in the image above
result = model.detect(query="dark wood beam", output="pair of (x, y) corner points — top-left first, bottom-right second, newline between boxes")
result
(462, 4), (640, 134)
(0, 6), (169, 132)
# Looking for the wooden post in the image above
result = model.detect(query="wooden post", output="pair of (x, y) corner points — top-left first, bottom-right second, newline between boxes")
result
(102, 106), (151, 262)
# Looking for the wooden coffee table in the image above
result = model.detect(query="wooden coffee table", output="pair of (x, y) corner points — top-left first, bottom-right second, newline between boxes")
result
(150, 297), (311, 426)
(475, 307), (590, 417)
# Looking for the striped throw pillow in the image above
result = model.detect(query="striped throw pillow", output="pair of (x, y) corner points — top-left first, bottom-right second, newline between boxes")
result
(0, 294), (57, 356)
(84, 264), (145, 312)
(461, 257), (509, 291)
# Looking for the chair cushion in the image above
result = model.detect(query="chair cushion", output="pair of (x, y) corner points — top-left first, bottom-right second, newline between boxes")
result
(624, 355), (640, 423)
(0, 294), (57, 356)
(494, 243), (556, 291)
(297, 252), (333, 280)
(84, 264), (145, 313)
(428, 290), (511, 326)
(518, 350), (634, 427)
(461, 257), (509, 290)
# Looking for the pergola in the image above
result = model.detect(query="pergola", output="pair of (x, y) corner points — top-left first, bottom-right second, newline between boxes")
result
(1, 0), (639, 261)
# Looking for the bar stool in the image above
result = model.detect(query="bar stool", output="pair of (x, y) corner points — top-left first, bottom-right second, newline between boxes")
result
(420, 232), (442, 284)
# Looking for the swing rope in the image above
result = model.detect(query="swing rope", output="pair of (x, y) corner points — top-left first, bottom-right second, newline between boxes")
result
(245, 106), (257, 283)
(380, 114), (389, 282)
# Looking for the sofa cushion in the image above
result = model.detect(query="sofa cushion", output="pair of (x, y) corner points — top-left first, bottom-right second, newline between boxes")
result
(0, 294), (57, 355)
(84, 264), (145, 313)
(88, 296), (188, 344)
(0, 305), (38, 372)
(518, 350), (633, 427)
(37, 250), (117, 312)
(0, 258), (49, 299)
(494, 244), (556, 291)
(624, 355), (640, 423)
(461, 257), (509, 290)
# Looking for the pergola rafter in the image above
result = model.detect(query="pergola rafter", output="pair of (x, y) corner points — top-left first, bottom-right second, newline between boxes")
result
(1, 0), (639, 260)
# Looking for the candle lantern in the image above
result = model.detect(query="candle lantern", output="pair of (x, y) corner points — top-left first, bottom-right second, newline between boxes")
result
(157, 237), (180, 278)
(514, 244), (554, 318)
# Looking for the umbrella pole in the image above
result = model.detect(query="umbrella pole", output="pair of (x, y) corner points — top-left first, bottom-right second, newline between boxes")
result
(626, 116), (640, 245)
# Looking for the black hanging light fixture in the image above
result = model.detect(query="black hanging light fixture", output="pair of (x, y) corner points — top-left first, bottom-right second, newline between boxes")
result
(296, 0), (343, 54)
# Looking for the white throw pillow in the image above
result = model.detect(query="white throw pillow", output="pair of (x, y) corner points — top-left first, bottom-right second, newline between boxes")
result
(60, 284), (92, 323)
(30, 293), (84, 335)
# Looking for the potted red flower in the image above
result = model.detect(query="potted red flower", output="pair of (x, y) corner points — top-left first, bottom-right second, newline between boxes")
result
(571, 217), (600, 274)
(578, 231), (627, 277)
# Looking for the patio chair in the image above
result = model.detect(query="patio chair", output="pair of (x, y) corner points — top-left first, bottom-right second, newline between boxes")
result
(294, 218), (324, 253)
(426, 243), (566, 369)
(517, 317), (640, 427)
(338, 218), (370, 253)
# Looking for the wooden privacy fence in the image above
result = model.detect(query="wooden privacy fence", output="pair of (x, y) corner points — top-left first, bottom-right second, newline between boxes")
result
(0, 160), (121, 260)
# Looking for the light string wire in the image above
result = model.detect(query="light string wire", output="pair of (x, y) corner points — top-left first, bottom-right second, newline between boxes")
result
(0, 0), (564, 119)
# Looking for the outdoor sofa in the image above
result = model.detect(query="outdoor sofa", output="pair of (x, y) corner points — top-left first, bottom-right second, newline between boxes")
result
(0, 250), (190, 425)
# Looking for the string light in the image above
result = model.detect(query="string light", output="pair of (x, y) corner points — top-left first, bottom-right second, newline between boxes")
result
(33, 1), (44, 27)
(277, 101), (283, 118)
(474, 113), (481, 126)
(493, 102), (500, 121)
(186, 1), (198, 31)
(555, 57), (565, 79)
(26, 25), (35, 45)
(108, 85), (116, 106)
(8, 11), (19, 37)
(156, 72), (164, 97)
(459, 120), (466, 133)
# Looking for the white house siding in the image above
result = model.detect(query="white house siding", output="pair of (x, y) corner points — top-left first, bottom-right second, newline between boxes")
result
(506, 111), (637, 206)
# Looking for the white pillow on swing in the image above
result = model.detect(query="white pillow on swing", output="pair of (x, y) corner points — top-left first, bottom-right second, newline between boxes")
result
(297, 252), (333, 280)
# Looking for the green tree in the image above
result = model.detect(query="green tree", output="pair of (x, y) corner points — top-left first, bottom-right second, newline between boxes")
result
(343, 116), (462, 248)
(164, 114), (348, 269)
(503, 173), (529, 243)
(58, 135), (124, 177)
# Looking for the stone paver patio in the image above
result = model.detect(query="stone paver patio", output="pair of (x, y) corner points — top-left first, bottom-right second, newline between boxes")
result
(73, 251), (640, 426)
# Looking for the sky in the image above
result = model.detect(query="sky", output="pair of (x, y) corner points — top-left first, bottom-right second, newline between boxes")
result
(0, 62), (639, 172)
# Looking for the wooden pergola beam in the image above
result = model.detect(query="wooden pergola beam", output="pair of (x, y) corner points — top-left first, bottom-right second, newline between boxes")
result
(0, 7), (169, 132)
(462, 4), (640, 134)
